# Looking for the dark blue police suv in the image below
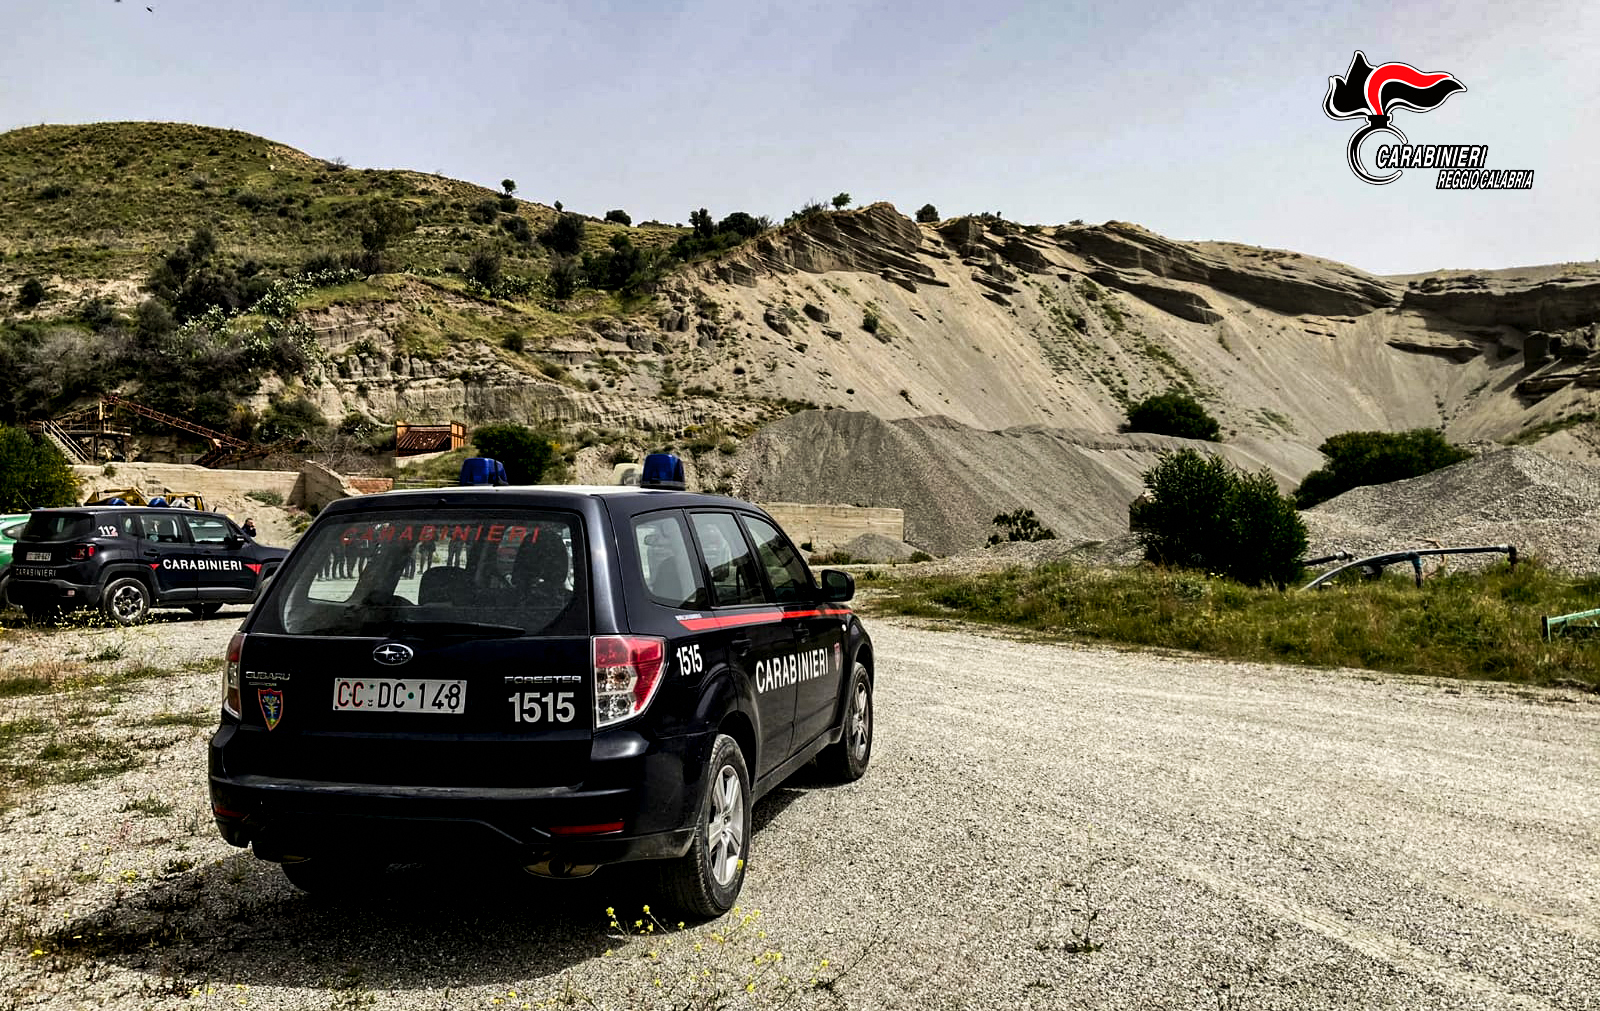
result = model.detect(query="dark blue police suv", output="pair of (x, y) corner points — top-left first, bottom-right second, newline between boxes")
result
(208, 457), (874, 916)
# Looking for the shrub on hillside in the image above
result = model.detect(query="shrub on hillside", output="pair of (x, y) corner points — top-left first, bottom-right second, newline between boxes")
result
(915, 204), (939, 223)
(1131, 449), (1306, 588)
(1294, 429), (1472, 509)
(18, 279), (46, 308)
(604, 209), (632, 226)
(547, 257), (580, 300)
(0, 424), (80, 511)
(987, 508), (1057, 545)
(258, 396), (328, 443)
(465, 246), (503, 291)
(541, 213), (587, 255)
(472, 423), (556, 485)
(1124, 391), (1221, 441)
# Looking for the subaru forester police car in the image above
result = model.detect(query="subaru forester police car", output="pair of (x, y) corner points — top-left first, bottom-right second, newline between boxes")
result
(208, 455), (874, 916)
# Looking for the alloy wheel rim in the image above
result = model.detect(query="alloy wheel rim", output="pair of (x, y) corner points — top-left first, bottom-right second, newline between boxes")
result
(850, 678), (870, 759)
(112, 586), (143, 621)
(706, 765), (744, 887)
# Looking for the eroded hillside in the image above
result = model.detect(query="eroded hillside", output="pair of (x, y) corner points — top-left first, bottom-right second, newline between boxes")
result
(6, 123), (1600, 552)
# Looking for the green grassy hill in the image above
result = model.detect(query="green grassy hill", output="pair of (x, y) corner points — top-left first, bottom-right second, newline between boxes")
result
(0, 121), (679, 290)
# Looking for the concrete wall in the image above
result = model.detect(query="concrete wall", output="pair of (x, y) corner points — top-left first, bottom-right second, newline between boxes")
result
(74, 463), (302, 506)
(761, 502), (905, 551)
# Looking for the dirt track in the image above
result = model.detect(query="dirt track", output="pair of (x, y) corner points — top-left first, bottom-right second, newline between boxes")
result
(0, 615), (1595, 1009)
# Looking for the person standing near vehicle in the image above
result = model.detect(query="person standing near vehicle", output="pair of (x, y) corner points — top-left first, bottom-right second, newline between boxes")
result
(242, 518), (258, 539)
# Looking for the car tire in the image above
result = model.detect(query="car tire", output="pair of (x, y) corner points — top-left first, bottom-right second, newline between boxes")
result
(101, 577), (151, 625)
(816, 661), (873, 782)
(660, 733), (750, 918)
(187, 603), (224, 618)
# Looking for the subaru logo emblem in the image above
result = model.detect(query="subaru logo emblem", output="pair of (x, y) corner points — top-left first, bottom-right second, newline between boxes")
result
(372, 643), (414, 666)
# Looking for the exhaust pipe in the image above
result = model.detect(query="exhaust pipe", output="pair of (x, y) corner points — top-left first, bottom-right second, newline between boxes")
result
(522, 857), (599, 879)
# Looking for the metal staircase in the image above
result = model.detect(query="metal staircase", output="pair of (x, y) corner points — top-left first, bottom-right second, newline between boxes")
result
(33, 419), (93, 464)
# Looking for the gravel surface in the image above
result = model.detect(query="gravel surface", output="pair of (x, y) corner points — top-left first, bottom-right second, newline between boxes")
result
(1, 615), (1596, 1009)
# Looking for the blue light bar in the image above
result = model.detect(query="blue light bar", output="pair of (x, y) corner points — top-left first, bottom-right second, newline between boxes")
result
(640, 453), (686, 490)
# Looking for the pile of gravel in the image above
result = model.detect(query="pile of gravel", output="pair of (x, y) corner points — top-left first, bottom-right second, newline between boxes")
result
(837, 532), (919, 563)
(881, 444), (1600, 581)
(1302, 446), (1600, 576)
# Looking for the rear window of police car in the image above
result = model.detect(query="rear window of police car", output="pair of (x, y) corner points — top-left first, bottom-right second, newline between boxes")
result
(265, 509), (589, 637)
(21, 513), (95, 542)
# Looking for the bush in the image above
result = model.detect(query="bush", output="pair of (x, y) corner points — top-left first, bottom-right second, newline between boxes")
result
(1132, 449), (1306, 588)
(540, 213), (587, 255)
(604, 209), (632, 226)
(0, 424), (80, 511)
(987, 509), (1057, 546)
(1124, 391), (1221, 441)
(465, 246), (502, 290)
(468, 198), (500, 225)
(547, 257), (580, 300)
(715, 211), (765, 238)
(832, 192), (851, 210)
(258, 396), (328, 442)
(18, 279), (46, 308)
(862, 311), (880, 334)
(1294, 429), (1472, 509)
(500, 214), (533, 245)
(915, 204), (939, 223)
(471, 423), (556, 485)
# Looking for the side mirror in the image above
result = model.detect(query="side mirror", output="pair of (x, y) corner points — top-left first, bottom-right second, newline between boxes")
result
(819, 568), (854, 603)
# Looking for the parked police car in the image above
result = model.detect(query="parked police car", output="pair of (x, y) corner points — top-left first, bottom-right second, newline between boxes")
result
(7, 506), (287, 624)
(207, 455), (874, 916)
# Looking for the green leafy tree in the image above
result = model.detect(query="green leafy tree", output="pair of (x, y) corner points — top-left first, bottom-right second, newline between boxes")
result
(604, 209), (632, 226)
(540, 213), (587, 255)
(1132, 449), (1306, 588)
(472, 423), (556, 485)
(501, 179), (517, 196)
(915, 204), (939, 223)
(987, 508), (1057, 546)
(360, 200), (415, 257)
(0, 424), (80, 511)
(689, 208), (714, 239)
(715, 211), (764, 238)
(832, 192), (851, 210)
(1124, 391), (1221, 441)
(1294, 429), (1472, 508)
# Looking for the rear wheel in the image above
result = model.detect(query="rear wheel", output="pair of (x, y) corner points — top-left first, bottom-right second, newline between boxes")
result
(817, 661), (872, 782)
(187, 603), (224, 618)
(100, 577), (150, 625)
(660, 734), (750, 918)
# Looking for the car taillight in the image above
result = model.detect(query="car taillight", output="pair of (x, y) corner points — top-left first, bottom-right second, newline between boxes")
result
(593, 635), (665, 728)
(69, 544), (96, 561)
(224, 632), (244, 718)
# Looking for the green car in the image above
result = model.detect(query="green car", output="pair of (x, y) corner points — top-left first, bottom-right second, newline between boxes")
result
(0, 512), (30, 607)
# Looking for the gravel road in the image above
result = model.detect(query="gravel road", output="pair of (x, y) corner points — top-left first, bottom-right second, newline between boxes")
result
(1, 614), (1596, 1009)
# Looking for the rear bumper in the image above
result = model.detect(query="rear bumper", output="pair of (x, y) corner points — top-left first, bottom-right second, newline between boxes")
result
(6, 577), (100, 609)
(208, 723), (709, 866)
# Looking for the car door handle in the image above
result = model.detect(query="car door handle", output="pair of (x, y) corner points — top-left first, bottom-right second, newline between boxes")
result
(142, 549), (159, 558)
(731, 636), (753, 657)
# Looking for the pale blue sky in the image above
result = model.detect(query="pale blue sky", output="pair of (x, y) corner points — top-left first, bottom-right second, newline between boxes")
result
(3, 0), (1595, 274)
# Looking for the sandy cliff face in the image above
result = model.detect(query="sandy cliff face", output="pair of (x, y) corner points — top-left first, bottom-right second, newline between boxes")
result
(270, 204), (1599, 551)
